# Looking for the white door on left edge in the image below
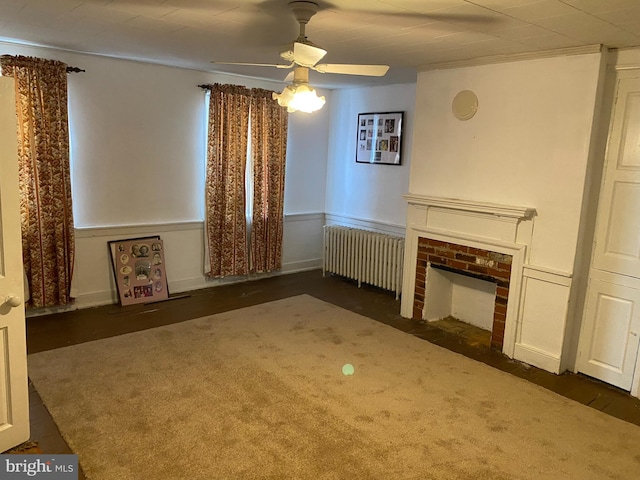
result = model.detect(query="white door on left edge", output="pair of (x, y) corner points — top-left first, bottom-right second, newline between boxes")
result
(0, 76), (30, 452)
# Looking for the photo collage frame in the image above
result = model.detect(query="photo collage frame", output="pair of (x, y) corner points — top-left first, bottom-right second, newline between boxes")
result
(108, 236), (169, 306)
(355, 111), (404, 165)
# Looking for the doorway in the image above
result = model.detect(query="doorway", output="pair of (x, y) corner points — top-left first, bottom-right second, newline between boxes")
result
(576, 73), (640, 393)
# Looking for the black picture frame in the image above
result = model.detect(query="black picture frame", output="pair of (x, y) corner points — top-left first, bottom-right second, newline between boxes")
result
(356, 111), (404, 165)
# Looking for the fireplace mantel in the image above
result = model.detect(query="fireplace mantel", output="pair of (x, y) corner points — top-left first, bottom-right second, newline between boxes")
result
(403, 194), (536, 221)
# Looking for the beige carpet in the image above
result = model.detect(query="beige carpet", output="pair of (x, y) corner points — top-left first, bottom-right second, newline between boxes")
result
(28, 295), (640, 479)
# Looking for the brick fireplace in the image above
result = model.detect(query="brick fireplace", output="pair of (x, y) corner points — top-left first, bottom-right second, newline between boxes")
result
(400, 194), (536, 358)
(413, 237), (512, 350)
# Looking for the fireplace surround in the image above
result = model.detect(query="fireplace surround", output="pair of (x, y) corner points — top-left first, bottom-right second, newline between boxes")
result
(401, 194), (536, 358)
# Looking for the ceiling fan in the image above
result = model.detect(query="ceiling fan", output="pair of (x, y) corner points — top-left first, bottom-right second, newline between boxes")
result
(212, 0), (390, 112)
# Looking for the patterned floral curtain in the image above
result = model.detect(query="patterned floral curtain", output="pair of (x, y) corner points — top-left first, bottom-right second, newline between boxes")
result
(1, 55), (75, 308)
(204, 84), (251, 277)
(249, 88), (288, 273)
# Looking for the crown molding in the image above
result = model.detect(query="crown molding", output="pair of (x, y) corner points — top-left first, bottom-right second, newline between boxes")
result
(419, 45), (603, 71)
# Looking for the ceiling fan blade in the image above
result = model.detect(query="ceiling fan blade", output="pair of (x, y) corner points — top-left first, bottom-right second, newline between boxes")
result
(313, 64), (389, 77)
(292, 42), (327, 67)
(211, 61), (293, 69)
(283, 71), (295, 83)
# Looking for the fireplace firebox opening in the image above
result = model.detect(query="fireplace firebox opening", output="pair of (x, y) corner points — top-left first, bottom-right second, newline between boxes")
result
(425, 264), (497, 331)
(414, 237), (512, 350)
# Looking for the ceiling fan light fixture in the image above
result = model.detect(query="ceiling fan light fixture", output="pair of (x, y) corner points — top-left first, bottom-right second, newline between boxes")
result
(273, 83), (325, 113)
(212, 1), (389, 92)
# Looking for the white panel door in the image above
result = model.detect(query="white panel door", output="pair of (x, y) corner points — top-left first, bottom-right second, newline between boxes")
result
(592, 78), (640, 277)
(0, 76), (30, 452)
(578, 279), (640, 389)
(578, 75), (640, 391)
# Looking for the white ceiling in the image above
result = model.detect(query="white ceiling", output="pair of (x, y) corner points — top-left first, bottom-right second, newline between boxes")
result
(1, 0), (640, 88)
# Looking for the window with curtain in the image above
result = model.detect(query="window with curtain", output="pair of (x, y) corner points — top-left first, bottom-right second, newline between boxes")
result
(0, 55), (75, 308)
(203, 83), (288, 278)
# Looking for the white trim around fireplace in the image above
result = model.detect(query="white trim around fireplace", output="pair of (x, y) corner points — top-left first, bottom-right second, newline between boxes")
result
(401, 194), (580, 374)
(402, 194), (540, 362)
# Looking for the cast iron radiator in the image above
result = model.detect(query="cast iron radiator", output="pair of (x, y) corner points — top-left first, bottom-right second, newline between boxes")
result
(323, 225), (404, 300)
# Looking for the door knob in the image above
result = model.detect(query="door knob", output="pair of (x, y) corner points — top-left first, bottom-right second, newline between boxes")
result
(5, 294), (23, 308)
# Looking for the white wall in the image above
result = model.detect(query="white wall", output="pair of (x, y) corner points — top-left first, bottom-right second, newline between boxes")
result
(1, 43), (329, 311)
(410, 53), (602, 273)
(285, 103), (330, 214)
(67, 53), (331, 225)
(407, 52), (604, 373)
(325, 84), (415, 234)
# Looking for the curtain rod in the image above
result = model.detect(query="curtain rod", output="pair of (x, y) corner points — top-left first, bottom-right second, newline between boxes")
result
(1, 55), (84, 73)
(198, 84), (277, 96)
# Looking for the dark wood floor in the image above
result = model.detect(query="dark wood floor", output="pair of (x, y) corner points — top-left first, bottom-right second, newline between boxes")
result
(20, 269), (640, 475)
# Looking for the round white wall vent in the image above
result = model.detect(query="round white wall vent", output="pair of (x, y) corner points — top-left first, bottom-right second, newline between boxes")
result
(452, 90), (478, 120)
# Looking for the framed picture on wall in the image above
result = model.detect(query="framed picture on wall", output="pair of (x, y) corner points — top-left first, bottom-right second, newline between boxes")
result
(356, 111), (404, 165)
(108, 236), (169, 306)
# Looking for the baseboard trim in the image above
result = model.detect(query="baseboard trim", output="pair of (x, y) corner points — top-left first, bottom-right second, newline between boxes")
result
(513, 343), (562, 374)
(26, 263), (323, 317)
(281, 258), (322, 273)
(26, 290), (116, 317)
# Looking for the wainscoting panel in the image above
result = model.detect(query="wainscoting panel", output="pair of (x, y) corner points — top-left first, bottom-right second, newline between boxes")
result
(516, 272), (573, 374)
(30, 214), (325, 316)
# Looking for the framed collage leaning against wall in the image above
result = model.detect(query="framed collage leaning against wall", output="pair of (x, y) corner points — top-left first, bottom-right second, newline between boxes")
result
(108, 236), (169, 306)
(355, 111), (404, 165)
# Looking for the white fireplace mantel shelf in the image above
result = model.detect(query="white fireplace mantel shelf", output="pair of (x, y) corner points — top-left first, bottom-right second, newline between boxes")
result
(403, 194), (537, 221)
